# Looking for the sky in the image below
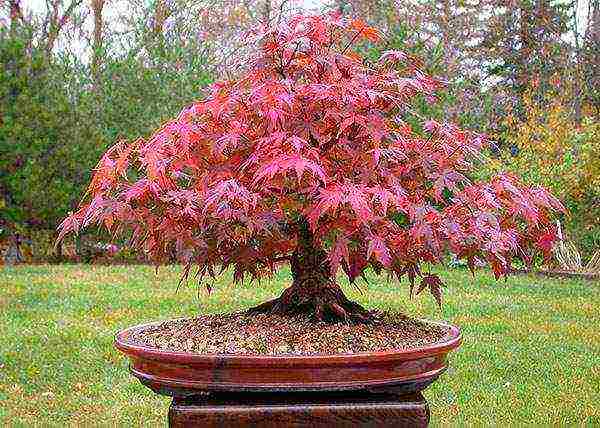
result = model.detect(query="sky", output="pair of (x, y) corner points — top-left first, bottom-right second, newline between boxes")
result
(19, 0), (327, 59)
(19, 0), (593, 60)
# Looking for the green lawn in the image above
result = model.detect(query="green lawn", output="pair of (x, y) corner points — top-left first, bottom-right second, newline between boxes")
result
(0, 264), (598, 426)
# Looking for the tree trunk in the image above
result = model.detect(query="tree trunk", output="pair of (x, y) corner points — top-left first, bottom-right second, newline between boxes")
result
(518, 3), (532, 91)
(153, 0), (170, 38)
(583, 0), (600, 115)
(9, 0), (23, 35)
(262, 0), (271, 24)
(248, 218), (372, 323)
(91, 0), (105, 87)
(4, 234), (24, 265)
(44, 0), (83, 57)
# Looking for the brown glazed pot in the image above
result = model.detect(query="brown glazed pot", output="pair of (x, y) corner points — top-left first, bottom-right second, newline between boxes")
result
(115, 319), (461, 398)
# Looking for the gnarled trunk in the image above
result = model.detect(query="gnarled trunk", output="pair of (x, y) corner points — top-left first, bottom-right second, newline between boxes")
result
(248, 219), (372, 323)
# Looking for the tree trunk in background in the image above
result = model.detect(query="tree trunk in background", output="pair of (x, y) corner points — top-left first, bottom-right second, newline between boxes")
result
(43, 0), (83, 56)
(153, 0), (171, 39)
(262, 0), (271, 24)
(91, 0), (105, 87)
(583, 1), (599, 115)
(518, 2), (532, 91)
(44, 0), (83, 56)
(8, 0), (23, 35)
(4, 234), (24, 265)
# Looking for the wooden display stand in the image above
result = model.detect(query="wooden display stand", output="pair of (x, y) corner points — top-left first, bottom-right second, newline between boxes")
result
(168, 391), (429, 427)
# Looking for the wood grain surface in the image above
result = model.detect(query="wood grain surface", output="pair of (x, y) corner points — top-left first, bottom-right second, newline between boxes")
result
(168, 391), (430, 427)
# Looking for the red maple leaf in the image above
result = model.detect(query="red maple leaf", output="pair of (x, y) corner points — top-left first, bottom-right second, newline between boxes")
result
(416, 274), (444, 308)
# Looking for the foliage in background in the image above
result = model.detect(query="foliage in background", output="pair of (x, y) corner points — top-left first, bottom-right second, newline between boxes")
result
(1, 0), (598, 263)
(0, 7), (213, 262)
(331, 0), (599, 137)
(0, 30), (103, 231)
(487, 92), (599, 259)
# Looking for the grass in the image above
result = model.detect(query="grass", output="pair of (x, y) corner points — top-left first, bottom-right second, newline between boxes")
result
(0, 264), (598, 426)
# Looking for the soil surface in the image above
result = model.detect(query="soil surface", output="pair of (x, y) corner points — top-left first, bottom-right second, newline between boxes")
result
(126, 311), (449, 355)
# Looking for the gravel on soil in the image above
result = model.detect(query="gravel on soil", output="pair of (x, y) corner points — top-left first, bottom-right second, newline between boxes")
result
(126, 311), (450, 356)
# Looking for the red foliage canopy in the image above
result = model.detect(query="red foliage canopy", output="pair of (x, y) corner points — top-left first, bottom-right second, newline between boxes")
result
(58, 13), (563, 305)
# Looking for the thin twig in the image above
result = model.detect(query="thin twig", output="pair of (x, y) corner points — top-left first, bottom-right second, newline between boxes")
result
(341, 30), (363, 55)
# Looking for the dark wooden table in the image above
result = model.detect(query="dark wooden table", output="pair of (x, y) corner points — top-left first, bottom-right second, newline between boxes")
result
(169, 391), (429, 427)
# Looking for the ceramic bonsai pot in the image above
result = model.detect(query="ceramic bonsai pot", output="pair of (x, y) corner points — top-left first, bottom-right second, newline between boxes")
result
(115, 319), (460, 397)
(115, 319), (461, 427)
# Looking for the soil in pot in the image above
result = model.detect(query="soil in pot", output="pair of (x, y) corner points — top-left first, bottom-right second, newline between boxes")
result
(125, 311), (449, 356)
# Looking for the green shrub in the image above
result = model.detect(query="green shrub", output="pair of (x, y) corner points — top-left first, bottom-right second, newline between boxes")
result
(0, 29), (213, 260)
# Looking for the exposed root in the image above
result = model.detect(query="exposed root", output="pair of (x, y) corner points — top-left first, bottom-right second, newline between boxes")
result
(247, 281), (376, 324)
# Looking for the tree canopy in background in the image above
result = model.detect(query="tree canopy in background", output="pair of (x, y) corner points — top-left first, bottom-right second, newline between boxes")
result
(0, 0), (598, 262)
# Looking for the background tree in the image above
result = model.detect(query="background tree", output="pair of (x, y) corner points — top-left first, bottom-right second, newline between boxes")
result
(0, 0), (215, 260)
(90, 0), (105, 86)
(578, 0), (599, 116)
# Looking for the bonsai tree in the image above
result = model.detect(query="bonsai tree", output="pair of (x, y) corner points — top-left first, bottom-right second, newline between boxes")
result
(58, 13), (562, 322)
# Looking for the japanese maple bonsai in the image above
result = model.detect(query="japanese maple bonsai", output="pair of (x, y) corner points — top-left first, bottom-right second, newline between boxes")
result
(57, 13), (562, 394)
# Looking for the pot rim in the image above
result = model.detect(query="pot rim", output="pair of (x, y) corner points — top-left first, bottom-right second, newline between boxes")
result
(114, 317), (461, 365)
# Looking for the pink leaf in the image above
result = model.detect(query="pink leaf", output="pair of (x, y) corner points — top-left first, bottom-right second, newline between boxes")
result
(367, 235), (391, 267)
(329, 235), (350, 275)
